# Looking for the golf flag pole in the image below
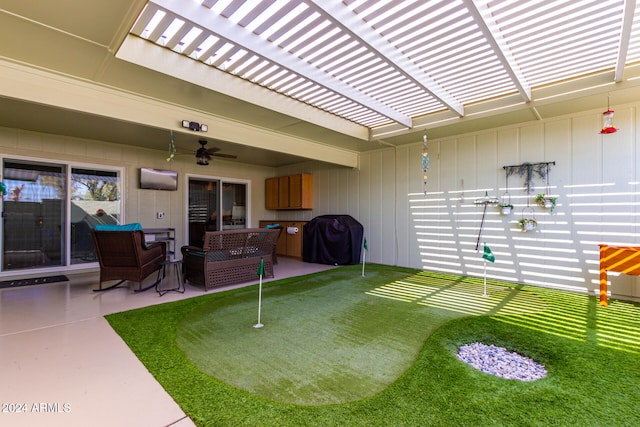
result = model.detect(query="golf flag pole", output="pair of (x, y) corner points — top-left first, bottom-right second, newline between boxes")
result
(481, 243), (495, 297)
(254, 257), (265, 329)
(483, 258), (488, 297)
(362, 238), (368, 277)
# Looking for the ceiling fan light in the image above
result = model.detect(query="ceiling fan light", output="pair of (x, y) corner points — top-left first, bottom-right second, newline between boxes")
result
(197, 156), (209, 165)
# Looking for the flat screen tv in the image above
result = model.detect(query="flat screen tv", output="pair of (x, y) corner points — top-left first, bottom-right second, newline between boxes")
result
(139, 168), (178, 191)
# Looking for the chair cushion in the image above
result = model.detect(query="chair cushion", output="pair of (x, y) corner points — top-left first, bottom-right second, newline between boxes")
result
(94, 223), (143, 231)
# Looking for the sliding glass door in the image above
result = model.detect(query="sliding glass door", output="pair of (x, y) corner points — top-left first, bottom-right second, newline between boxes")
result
(188, 179), (219, 248)
(187, 177), (248, 247)
(2, 160), (66, 270)
(70, 168), (121, 264)
(223, 182), (247, 229)
(1, 159), (122, 272)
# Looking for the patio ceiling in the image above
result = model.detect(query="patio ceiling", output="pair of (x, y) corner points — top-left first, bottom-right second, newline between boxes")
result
(119, 0), (640, 141)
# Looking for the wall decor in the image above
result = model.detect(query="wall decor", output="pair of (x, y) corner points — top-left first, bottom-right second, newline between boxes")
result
(502, 162), (555, 231)
(474, 191), (499, 250)
(503, 161), (555, 195)
(421, 132), (429, 194)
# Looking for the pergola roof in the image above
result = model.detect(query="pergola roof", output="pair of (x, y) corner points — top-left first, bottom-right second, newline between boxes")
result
(120, 0), (640, 138)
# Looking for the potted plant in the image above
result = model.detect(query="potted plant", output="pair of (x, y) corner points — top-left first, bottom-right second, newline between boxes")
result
(534, 193), (557, 212)
(499, 192), (513, 215)
(499, 203), (514, 215)
(518, 217), (538, 232)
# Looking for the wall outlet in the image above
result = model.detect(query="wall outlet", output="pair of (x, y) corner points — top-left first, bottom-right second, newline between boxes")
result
(157, 211), (165, 219)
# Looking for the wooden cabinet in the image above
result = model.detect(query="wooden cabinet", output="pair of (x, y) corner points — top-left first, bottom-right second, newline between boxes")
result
(265, 173), (313, 210)
(284, 222), (304, 258)
(259, 220), (307, 258)
(278, 176), (290, 209)
(265, 177), (279, 210)
(289, 173), (313, 209)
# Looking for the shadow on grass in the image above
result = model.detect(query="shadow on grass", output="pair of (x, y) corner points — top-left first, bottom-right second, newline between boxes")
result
(106, 264), (640, 426)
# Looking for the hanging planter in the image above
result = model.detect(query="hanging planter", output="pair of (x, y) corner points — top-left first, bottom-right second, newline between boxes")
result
(518, 217), (538, 232)
(518, 207), (537, 232)
(499, 191), (513, 215)
(498, 174), (514, 215)
(500, 204), (514, 215)
(534, 193), (557, 212)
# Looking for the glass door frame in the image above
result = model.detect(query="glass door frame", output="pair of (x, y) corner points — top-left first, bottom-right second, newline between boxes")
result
(1, 159), (66, 272)
(0, 154), (125, 277)
(184, 173), (251, 244)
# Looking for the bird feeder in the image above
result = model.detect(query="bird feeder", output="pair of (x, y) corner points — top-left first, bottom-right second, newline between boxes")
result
(600, 109), (617, 134)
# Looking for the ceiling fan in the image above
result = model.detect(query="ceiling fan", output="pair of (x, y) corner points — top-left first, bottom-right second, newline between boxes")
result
(195, 139), (237, 165)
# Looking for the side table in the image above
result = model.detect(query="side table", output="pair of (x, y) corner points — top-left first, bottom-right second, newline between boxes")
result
(156, 258), (185, 296)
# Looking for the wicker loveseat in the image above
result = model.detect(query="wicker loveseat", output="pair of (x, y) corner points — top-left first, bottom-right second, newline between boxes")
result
(181, 228), (280, 291)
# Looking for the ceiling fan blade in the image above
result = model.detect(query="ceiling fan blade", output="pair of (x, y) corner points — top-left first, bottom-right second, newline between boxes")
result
(193, 140), (236, 162)
(195, 147), (210, 158)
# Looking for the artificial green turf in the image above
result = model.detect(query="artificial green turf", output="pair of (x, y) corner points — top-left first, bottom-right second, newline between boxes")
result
(106, 264), (640, 426)
(176, 267), (458, 405)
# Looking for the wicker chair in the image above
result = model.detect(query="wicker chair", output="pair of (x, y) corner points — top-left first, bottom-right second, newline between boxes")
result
(91, 229), (166, 292)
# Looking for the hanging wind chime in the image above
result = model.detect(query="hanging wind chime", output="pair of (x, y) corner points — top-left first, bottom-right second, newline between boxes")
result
(600, 96), (618, 134)
(166, 130), (177, 162)
(422, 132), (429, 194)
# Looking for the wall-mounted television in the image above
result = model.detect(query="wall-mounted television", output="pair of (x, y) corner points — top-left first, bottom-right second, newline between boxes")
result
(139, 168), (178, 191)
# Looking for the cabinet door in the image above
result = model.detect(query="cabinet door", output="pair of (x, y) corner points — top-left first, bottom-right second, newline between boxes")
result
(265, 174), (312, 210)
(265, 177), (279, 210)
(278, 176), (290, 209)
(300, 173), (313, 209)
(276, 230), (287, 256)
(288, 173), (313, 209)
(285, 223), (304, 257)
(289, 174), (303, 208)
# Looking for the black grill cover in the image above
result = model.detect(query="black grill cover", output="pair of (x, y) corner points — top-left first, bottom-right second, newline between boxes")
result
(303, 215), (363, 265)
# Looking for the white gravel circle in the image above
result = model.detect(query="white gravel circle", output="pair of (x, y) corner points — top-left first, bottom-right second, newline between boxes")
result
(457, 342), (547, 381)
